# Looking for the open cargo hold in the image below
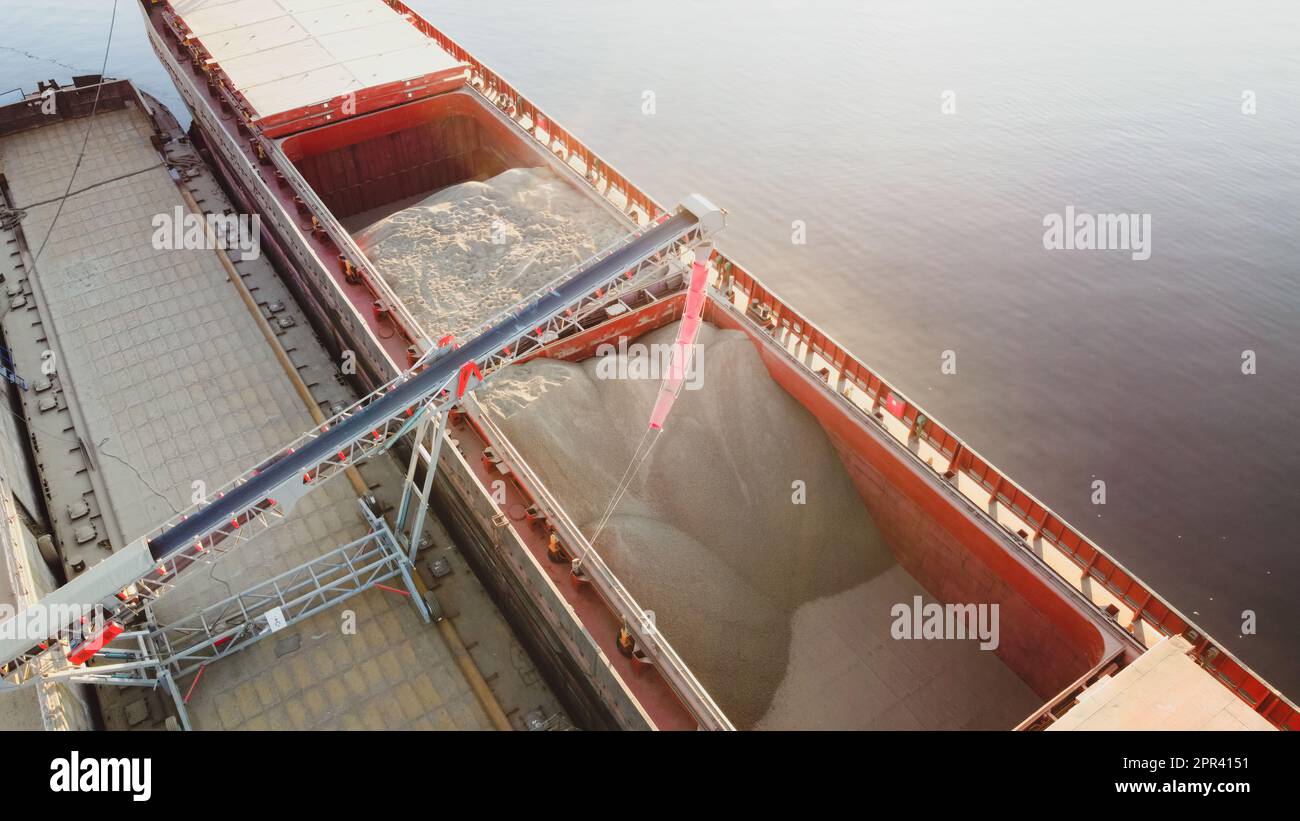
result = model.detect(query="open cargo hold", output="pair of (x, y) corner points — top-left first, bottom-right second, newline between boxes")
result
(275, 93), (1117, 729)
(478, 320), (1062, 728)
(279, 91), (572, 233)
(350, 166), (629, 339)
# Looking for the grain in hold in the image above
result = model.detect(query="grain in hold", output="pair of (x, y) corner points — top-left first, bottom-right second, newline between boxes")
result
(355, 166), (627, 339)
(479, 321), (897, 726)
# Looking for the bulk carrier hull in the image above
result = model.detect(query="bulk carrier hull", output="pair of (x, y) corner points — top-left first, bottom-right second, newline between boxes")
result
(134, 0), (1297, 730)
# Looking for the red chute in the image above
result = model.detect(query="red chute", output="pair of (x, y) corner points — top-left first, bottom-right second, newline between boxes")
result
(649, 247), (712, 430)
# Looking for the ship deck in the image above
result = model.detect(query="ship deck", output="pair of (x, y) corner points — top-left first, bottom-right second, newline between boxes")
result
(0, 81), (558, 730)
(1048, 636), (1274, 731)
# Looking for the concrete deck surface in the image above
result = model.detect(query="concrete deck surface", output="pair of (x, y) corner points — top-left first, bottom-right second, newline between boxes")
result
(0, 93), (560, 730)
(1049, 636), (1273, 731)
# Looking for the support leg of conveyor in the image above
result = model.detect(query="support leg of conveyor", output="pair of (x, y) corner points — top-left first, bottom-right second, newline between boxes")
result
(395, 406), (449, 562)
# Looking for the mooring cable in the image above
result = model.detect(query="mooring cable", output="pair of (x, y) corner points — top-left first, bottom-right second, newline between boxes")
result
(24, 0), (119, 279)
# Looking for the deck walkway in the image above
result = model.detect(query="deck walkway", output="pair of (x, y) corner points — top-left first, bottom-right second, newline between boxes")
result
(0, 86), (557, 730)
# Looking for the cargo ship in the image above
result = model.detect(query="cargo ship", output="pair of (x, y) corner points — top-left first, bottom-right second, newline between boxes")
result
(136, 0), (1300, 731)
(2, 0), (1292, 730)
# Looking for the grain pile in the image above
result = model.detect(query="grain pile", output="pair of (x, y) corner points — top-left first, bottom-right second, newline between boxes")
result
(479, 321), (897, 727)
(355, 166), (627, 338)
(754, 566), (1043, 729)
(359, 166), (1032, 727)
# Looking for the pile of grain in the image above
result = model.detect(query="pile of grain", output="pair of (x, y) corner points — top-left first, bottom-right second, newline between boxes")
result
(355, 166), (627, 338)
(479, 321), (897, 726)
(754, 566), (1043, 730)
(357, 167), (1029, 728)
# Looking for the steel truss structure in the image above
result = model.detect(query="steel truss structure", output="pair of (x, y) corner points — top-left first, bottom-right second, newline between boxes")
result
(1, 501), (426, 729)
(0, 197), (723, 706)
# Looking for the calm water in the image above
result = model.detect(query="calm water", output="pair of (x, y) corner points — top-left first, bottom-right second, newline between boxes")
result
(3, 1), (1298, 697)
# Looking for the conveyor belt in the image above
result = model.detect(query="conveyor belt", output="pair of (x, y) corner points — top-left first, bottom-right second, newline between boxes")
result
(1, 194), (719, 681)
(151, 211), (695, 556)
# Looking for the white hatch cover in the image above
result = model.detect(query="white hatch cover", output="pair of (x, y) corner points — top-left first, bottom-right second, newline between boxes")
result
(170, 0), (463, 118)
